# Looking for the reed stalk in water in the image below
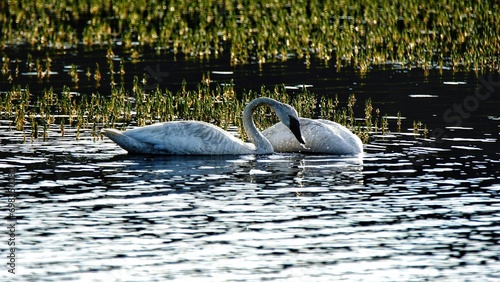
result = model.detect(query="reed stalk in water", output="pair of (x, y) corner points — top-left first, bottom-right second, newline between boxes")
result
(0, 76), (405, 143)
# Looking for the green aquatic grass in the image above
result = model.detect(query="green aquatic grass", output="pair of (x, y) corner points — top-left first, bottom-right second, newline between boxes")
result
(0, 77), (392, 143)
(1, 0), (499, 70)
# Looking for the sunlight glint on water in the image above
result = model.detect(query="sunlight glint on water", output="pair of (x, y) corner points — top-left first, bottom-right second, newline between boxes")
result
(1, 59), (499, 281)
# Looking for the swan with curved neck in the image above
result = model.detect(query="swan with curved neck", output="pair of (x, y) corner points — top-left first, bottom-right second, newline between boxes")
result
(262, 118), (363, 155)
(101, 97), (304, 155)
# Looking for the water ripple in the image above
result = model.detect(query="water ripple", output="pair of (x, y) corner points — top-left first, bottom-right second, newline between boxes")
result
(1, 116), (499, 282)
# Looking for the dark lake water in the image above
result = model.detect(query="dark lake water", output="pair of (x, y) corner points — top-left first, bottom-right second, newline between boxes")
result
(1, 47), (499, 281)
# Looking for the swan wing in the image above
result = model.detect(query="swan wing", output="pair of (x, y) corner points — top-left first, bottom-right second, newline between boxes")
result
(262, 118), (363, 154)
(103, 121), (255, 155)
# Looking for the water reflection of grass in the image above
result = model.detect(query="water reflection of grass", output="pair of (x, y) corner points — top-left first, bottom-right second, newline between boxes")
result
(0, 78), (389, 143)
(1, 1), (498, 70)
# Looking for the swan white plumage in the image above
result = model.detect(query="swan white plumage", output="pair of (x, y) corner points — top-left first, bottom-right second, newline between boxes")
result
(262, 118), (363, 155)
(101, 97), (305, 155)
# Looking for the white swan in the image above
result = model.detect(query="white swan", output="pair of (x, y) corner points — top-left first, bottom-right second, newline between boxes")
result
(262, 118), (363, 155)
(101, 97), (305, 155)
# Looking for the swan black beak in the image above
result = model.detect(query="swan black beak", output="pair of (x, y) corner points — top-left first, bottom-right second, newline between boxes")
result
(288, 115), (305, 144)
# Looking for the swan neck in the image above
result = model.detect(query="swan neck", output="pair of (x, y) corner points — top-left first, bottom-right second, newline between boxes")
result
(243, 98), (276, 154)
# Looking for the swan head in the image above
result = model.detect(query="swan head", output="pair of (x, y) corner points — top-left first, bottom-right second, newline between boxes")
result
(288, 114), (305, 144)
(275, 103), (305, 144)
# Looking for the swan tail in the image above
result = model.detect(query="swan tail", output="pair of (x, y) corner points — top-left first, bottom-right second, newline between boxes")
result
(101, 128), (155, 154)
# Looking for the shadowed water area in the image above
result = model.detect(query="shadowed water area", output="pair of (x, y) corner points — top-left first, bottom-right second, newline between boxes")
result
(1, 48), (499, 281)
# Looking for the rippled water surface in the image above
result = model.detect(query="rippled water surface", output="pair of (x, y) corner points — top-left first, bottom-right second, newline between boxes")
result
(1, 52), (500, 281)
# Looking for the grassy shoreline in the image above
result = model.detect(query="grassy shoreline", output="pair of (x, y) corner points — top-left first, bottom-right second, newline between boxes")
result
(1, 0), (499, 70)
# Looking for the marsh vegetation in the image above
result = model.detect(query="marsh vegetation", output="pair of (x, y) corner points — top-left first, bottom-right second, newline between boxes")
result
(0, 77), (389, 143)
(1, 0), (498, 70)
(2, 0), (495, 143)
